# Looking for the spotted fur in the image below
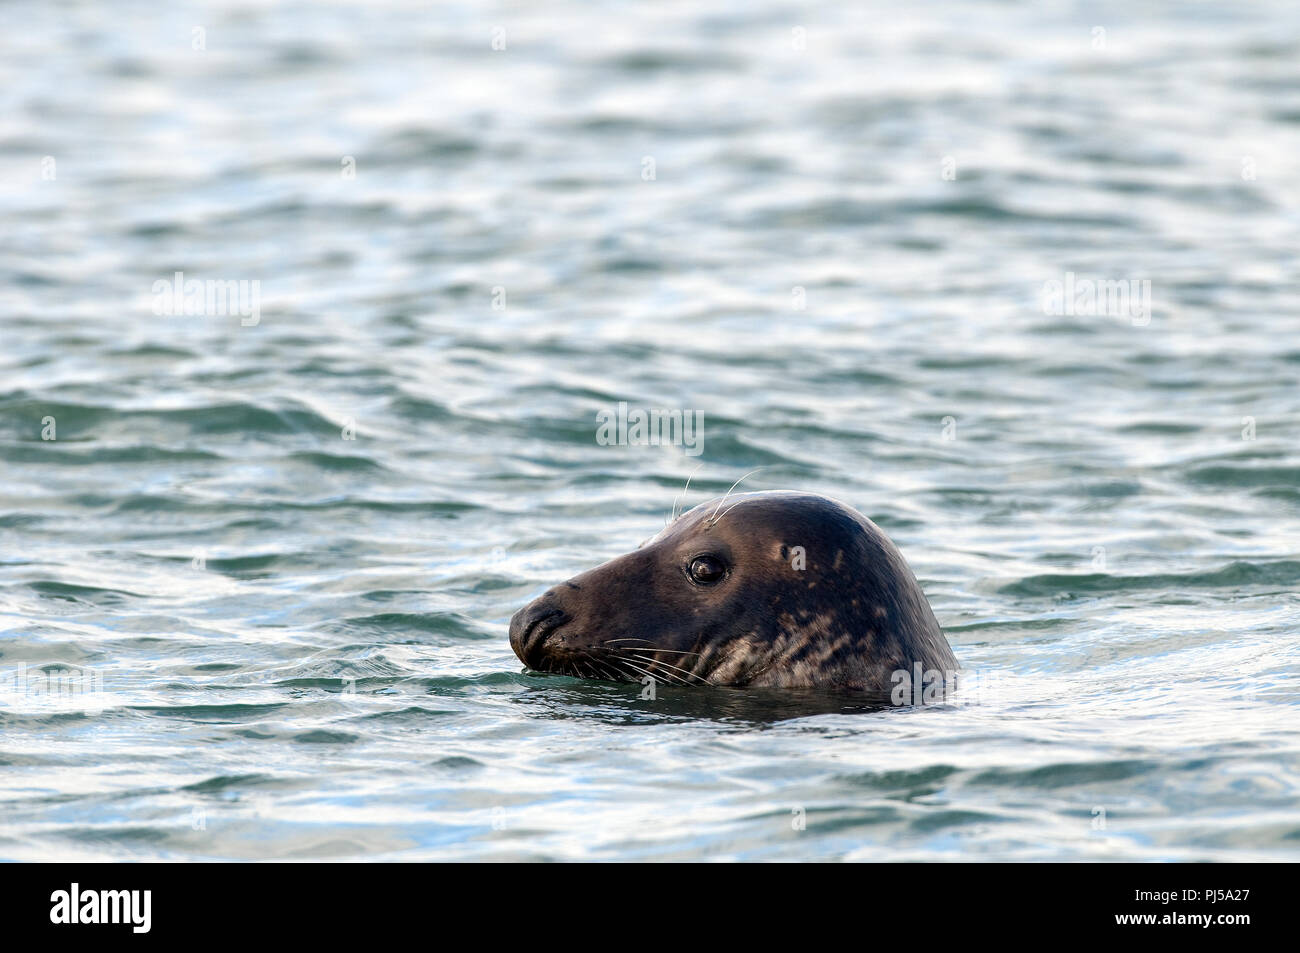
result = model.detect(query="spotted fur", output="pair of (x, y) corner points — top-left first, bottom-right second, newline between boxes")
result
(508, 491), (958, 694)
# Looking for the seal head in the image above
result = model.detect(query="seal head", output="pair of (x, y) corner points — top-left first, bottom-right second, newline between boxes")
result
(509, 491), (957, 693)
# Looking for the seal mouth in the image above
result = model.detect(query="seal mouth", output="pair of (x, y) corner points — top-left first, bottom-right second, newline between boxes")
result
(510, 594), (717, 685)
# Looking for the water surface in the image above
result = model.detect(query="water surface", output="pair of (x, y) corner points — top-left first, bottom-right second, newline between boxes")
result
(2, 0), (1299, 860)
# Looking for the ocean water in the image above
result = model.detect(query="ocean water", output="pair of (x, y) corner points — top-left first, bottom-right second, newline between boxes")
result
(2, 0), (1299, 861)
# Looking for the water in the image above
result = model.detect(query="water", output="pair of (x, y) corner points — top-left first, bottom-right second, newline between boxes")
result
(2, 0), (1299, 861)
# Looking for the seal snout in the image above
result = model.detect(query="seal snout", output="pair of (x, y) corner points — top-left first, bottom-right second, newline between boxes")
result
(509, 600), (570, 669)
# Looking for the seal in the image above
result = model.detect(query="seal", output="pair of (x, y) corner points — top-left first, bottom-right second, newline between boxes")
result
(508, 491), (958, 694)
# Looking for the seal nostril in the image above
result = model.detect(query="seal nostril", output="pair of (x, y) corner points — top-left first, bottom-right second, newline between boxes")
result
(524, 607), (565, 645)
(510, 602), (570, 667)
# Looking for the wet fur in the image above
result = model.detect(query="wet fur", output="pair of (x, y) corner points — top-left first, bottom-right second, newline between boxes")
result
(509, 491), (958, 693)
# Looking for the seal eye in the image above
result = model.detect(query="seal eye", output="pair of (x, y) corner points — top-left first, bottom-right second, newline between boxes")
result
(688, 554), (727, 585)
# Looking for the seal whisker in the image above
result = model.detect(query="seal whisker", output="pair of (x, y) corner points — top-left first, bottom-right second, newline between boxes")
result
(706, 468), (766, 525)
(670, 463), (704, 524)
(628, 653), (706, 684)
(601, 639), (701, 657)
(619, 656), (682, 686)
(711, 497), (750, 525)
(607, 658), (644, 684)
(594, 656), (633, 683)
(646, 660), (693, 687)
